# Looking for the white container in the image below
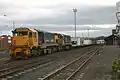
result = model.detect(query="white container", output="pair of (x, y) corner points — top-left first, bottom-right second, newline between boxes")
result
(96, 40), (105, 44)
(83, 40), (92, 45)
(71, 37), (83, 47)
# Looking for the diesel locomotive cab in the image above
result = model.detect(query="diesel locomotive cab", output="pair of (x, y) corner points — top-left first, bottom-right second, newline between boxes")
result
(12, 30), (29, 46)
(9, 28), (38, 59)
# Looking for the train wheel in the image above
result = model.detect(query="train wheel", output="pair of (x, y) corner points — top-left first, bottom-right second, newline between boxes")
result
(47, 49), (52, 54)
(57, 47), (60, 52)
(24, 57), (29, 60)
(58, 46), (62, 51)
(40, 49), (44, 56)
(66, 46), (70, 50)
(38, 52), (41, 56)
(38, 50), (41, 56)
(53, 47), (57, 52)
(43, 49), (47, 55)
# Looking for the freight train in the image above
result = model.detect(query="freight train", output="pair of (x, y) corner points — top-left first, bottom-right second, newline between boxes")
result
(9, 27), (72, 59)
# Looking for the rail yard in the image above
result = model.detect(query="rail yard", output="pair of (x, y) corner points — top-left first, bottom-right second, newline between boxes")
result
(0, 45), (99, 79)
(0, 27), (118, 80)
(0, 0), (120, 80)
(0, 44), (119, 80)
(0, 13), (119, 80)
(0, 27), (106, 80)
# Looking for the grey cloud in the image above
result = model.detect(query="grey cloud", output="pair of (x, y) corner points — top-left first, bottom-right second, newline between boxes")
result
(0, 1), (117, 37)
(28, 25), (115, 32)
(15, 6), (117, 25)
(1, 25), (115, 37)
(0, 2), (117, 25)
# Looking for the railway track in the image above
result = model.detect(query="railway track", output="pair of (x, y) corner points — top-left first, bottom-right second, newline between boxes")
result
(38, 46), (102, 80)
(0, 58), (53, 79)
(0, 45), (94, 79)
(0, 45), (99, 79)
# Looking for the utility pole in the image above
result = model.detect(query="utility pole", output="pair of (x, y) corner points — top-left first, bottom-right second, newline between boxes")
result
(12, 20), (15, 30)
(87, 29), (89, 40)
(4, 15), (15, 30)
(73, 8), (77, 40)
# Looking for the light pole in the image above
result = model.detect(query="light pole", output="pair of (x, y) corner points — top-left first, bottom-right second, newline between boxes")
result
(73, 8), (77, 39)
(82, 32), (84, 38)
(4, 15), (15, 30)
(87, 29), (89, 40)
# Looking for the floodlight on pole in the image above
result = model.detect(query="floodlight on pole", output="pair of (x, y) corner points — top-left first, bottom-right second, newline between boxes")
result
(87, 29), (89, 40)
(4, 15), (15, 30)
(73, 8), (77, 39)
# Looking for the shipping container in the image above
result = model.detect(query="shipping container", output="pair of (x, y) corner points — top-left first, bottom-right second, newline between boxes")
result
(83, 40), (92, 45)
(96, 40), (105, 44)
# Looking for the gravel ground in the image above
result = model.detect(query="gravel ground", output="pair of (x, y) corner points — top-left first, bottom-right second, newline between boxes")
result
(12, 46), (97, 80)
(0, 46), (93, 68)
(77, 45), (120, 80)
(0, 51), (10, 70)
(0, 51), (9, 58)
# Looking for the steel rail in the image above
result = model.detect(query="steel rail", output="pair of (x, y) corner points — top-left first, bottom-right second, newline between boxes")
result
(66, 47), (101, 80)
(0, 59), (53, 78)
(38, 46), (101, 80)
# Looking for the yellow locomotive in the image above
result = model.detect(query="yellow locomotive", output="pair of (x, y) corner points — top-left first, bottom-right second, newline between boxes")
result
(9, 28), (39, 59)
(9, 27), (72, 59)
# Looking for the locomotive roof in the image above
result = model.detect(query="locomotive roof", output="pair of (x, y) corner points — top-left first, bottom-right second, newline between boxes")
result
(29, 28), (37, 32)
(36, 29), (54, 34)
(15, 28), (71, 36)
(15, 27), (37, 32)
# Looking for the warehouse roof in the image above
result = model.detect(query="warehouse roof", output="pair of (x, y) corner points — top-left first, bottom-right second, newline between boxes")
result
(104, 35), (119, 41)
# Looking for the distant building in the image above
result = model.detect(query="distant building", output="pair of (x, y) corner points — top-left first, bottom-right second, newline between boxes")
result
(104, 35), (119, 45)
(0, 35), (11, 50)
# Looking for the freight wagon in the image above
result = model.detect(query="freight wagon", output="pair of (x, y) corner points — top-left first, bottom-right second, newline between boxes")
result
(9, 27), (72, 59)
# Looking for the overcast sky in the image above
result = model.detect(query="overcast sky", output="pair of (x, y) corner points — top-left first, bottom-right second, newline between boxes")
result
(0, 0), (120, 37)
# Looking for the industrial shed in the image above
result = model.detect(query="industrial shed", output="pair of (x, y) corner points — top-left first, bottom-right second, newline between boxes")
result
(104, 35), (120, 45)
(0, 35), (11, 50)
